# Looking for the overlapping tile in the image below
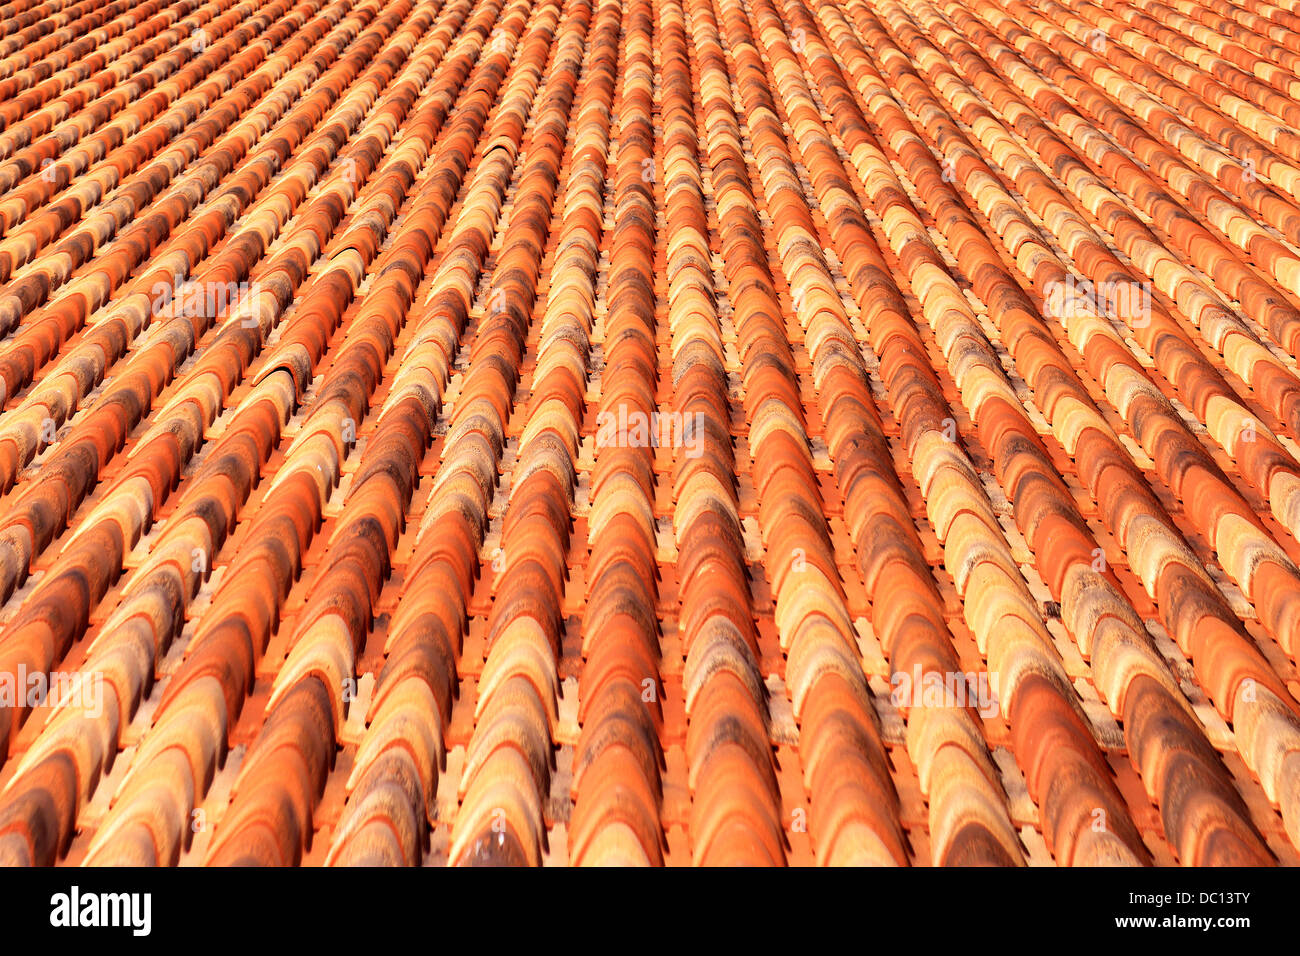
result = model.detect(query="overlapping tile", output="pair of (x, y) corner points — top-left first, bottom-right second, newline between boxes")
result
(0, 0), (1294, 867)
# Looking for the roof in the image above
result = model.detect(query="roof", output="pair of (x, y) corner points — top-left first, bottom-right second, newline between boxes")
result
(0, 0), (1297, 866)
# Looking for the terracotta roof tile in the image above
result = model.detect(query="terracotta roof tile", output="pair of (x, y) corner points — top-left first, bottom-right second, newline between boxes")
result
(0, 0), (1298, 867)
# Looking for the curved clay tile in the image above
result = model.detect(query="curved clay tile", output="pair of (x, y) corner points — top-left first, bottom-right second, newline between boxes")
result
(3, 0), (498, 863)
(0, 0), (433, 768)
(0, 0), (1294, 871)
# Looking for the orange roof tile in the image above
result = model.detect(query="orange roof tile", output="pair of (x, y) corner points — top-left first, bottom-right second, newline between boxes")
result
(0, 0), (1297, 867)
